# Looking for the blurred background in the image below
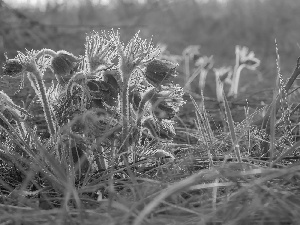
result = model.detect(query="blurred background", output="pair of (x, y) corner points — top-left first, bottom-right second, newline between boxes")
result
(1, 0), (300, 102)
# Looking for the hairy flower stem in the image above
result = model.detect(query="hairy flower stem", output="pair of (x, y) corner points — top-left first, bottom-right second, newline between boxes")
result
(120, 76), (130, 154)
(35, 49), (58, 134)
(228, 51), (241, 98)
(199, 70), (208, 92)
(34, 71), (56, 136)
(27, 60), (57, 155)
(229, 65), (244, 98)
(184, 55), (191, 90)
(135, 88), (157, 142)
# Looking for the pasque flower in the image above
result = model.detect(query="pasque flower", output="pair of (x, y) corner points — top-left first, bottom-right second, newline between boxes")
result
(195, 55), (214, 70)
(2, 59), (24, 76)
(149, 86), (185, 113)
(111, 30), (159, 81)
(214, 67), (233, 103)
(85, 31), (117, 72)
(194, 55), (214, 92)
(228, 46), (260, 98)
(51, 50), (80, 77)
(152, 100), (175, 120)
(236, 45), (260, 70)
(2, 30), (186, 164)
(145, 59), (177, 88)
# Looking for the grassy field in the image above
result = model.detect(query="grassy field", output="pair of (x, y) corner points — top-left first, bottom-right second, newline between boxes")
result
(1, 0), (300, 224)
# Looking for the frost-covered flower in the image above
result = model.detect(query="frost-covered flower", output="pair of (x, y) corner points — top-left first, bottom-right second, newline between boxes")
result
(151, 85), (185, 112)
(111, 30), (160, 80)
(3, 50), (39, 76)
(51, 50), (80, 77)
(85, 31), (117, 72)
(2, 59), (24, 76)
(152, 100), (175, 120)
(145, 59), (178, 88)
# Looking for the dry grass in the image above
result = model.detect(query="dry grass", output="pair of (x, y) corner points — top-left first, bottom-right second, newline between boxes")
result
(1, 1), (300, 225)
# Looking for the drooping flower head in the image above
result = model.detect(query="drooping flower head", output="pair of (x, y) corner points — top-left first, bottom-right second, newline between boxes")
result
(214, 67), (233, 84)
(195, 55), (214, 70)
(236, 45), (260, 70)
(152, 100), (175, 120)
(145, 59), (178, 88)
(182, 45), (201, 61)
(51, 50), (80, 77)
(149, 85), (185, 120)
(2, 59), (24, 76)
(3, 50), (39, 76)
(2, 50), (42, 94)
(214, 67), (233, 102)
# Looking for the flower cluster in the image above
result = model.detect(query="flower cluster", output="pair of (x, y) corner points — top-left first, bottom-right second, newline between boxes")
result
(1, 30), (185, 166)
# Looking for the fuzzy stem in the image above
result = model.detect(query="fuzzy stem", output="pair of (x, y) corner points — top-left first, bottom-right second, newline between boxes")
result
(228, 63), (244, 98)
(27, 61), (57, 143)
(184, 55), (191, 90)
(215, 76), (224, 103)
(228, 51), (240, 98)
(120, 76), (130, 154)
(199, 69), (208, 92)
(233, 65), (244, 98)
(135, 88), (157, 142)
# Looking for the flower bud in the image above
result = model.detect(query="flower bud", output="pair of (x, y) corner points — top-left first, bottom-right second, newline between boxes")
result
(51, 50), (79, 77)
(148, 88), (183, 120)
(152, 100), (175, 120)
(2, 59), (24, 76)
(145, 59), (177, 87)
